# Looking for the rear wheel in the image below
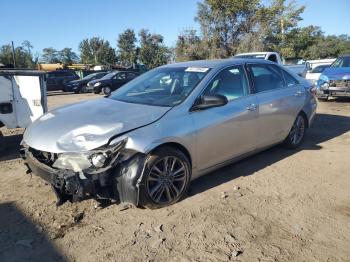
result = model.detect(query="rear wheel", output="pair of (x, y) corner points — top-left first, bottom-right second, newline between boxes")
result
(140, 147), (191, 209)
(283, 114), (307, 149)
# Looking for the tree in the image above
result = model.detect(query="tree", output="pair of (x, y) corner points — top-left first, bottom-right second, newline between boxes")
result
(41, 47), (60, 63)
(195, 0), (260, 58)
(175, 29), (209, 61)
(22, 40), (33, 56)
(79, 37), (116, 64)
(117, 29), (137, 66)
(305, 34), (350, 59)
(256, 0), (305, 57)
(139, 29), (170, 69)
(0, 42), (35, 68)
(59, 48), (79, 64)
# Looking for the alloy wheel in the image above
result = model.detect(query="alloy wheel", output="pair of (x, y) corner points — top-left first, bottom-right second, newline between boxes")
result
(146, 156), (188, 205)
(103, 87), (111, 95)
(289, 115), (305, 145)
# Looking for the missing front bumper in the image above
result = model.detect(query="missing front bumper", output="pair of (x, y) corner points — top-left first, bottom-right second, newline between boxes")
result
(21, 147), (147, 207)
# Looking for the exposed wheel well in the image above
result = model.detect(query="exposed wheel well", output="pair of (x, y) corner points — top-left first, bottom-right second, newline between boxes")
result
(299, 110), (309, 128)
(150, 142), (192, 167)
(0, 121), (4, 128)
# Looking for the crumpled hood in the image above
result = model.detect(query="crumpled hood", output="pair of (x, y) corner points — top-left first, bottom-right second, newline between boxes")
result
(322, 67), (350, 80)
(23, 98), (171, 153)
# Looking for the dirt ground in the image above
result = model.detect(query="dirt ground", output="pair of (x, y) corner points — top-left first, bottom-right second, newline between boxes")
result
(1, 91), (350, 262)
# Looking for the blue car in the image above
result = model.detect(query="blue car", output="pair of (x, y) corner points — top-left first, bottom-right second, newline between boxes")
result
(317, 54), (350, 100)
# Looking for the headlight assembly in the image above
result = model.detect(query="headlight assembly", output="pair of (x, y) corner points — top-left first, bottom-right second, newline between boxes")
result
(53, 138), (128, 172)
(94, 82), (101, 87)
(91, 153), (107, 168)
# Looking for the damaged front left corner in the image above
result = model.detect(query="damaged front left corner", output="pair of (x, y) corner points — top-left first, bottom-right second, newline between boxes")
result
(21, 139), (147, 207)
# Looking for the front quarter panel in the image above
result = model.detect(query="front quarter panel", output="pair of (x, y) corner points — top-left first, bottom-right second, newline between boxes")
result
(117, 106), (197, 175)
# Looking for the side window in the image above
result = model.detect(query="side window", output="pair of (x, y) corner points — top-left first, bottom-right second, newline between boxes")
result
(54, 72), (64, 77)
(268, 54), (277, 63)
(250, 64), (284, 93)
(128, 73), (138, 79)
(282, 70), (299, 87)
(203, 66), (248, 101)
(116, 73), (126, 80)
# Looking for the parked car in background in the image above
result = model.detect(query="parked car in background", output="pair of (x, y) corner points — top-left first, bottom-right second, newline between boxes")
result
(234, 52), (307, 76)
(64, 71), (108, 93)
(305, 64), (330, 85)
(234, 52), (283, 64)
(316, 54), (350, 100)
(0, 70), (47, 129)
(86, 71), (139, 95)
(306, 59), (336, 71)
(46, 70), (79, 91)
(21, 58), (317, 208)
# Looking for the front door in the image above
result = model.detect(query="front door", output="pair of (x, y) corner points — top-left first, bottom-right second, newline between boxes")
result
(192, 65), (258, 172)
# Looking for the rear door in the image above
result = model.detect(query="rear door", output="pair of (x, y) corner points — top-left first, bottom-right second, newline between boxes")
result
(13, 75), (47, 128)
(127, 72), (138, 81)
(46, 72), (58, 91)
(247, 63), (305, 148)
(112, 72), (127, 90)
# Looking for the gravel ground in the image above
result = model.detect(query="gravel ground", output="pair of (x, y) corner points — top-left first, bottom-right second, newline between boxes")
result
(1, 92), (350, 262)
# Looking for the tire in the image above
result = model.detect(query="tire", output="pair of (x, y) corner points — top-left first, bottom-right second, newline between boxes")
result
(318, 96), (329, 102)
(139, 146), (191, 209)
(102, 86), (112, 95)
(283, 113), (307, 149)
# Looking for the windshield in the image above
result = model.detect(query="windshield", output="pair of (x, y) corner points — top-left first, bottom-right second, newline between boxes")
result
(331, 57), (350, 68)
(311, 65), (328, 73)
(82, 73), (98, 80)
(100, 71), (117, 80)
(109, 67), (210, 107)
(234, 54), (266, 59)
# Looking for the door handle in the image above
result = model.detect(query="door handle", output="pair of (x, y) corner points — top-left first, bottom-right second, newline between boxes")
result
(294, 91), (303, 97)
(246, 103), (257, 111)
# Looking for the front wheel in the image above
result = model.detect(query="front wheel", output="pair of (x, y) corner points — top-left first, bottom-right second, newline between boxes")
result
(283, 114), (307, 149)
(318, 96), (329, 102)
(140, 147), (191, 209)
(102, 86), (112, 95)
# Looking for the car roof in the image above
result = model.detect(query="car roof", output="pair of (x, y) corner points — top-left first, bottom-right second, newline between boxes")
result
(162, 58), (275, 69)
(340, 54), (350, 58)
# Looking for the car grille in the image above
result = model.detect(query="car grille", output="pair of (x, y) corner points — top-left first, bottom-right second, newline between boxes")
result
(29, 147), (58, 167)
(330, 79), (350, 87)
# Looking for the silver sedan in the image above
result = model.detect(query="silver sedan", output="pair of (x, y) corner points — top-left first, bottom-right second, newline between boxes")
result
(21, 59), (317, 208)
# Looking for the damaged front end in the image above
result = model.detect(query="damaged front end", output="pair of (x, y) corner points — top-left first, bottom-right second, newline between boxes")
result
(20, 138), (147, 206)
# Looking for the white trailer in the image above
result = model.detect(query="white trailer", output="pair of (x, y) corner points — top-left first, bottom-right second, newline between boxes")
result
(0, 70), (47, 129)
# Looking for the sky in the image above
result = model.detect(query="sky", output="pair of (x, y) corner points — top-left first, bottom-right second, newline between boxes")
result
(1, 0), (349, 55)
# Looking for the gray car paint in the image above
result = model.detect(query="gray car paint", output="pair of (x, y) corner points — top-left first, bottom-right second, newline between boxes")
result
(23, 58), (317, 180)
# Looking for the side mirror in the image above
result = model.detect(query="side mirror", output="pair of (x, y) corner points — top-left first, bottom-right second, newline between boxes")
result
(191, 94), (228, 111)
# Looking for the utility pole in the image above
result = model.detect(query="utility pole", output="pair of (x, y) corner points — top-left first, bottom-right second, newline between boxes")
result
(11, 41), (17, 68)
(280, 19), (285, 43)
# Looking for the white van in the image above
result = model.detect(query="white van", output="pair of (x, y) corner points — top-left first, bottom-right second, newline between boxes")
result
(0, 70), (47, 129)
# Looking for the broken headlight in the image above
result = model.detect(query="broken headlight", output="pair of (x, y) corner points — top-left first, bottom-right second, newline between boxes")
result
(52, 138), (127, 172)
